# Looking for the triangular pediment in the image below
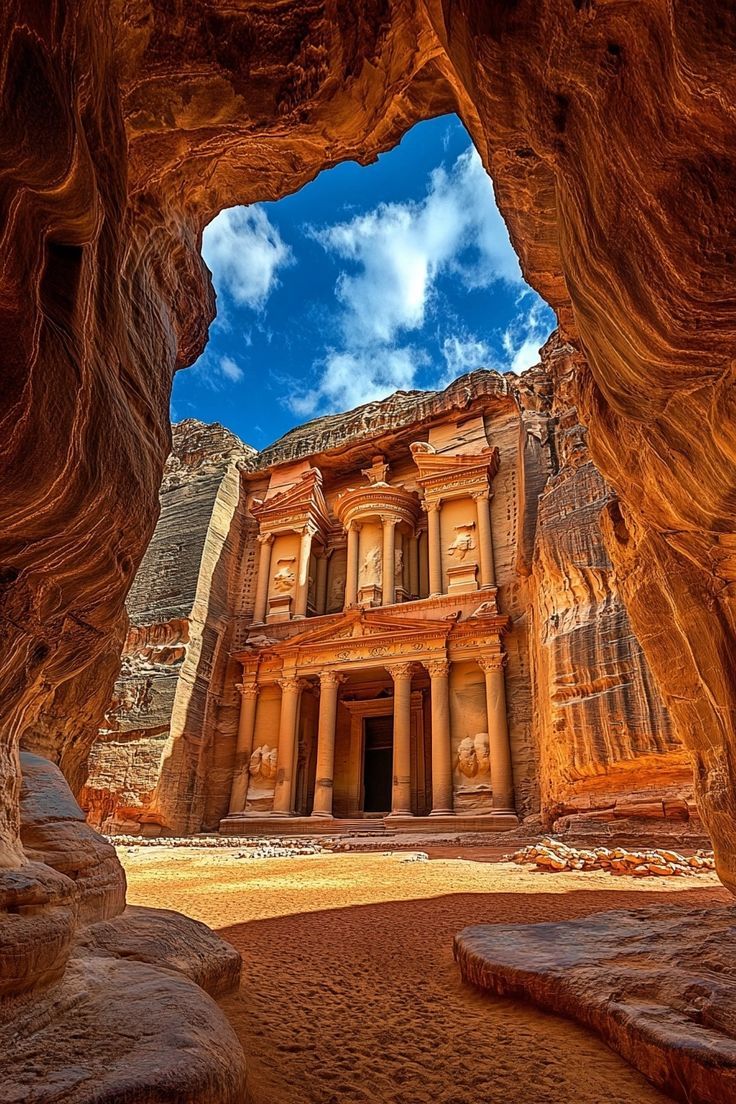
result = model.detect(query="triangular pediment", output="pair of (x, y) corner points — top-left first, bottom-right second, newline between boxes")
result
(262, 607), (452, 656)
(251, 468), (330, 534)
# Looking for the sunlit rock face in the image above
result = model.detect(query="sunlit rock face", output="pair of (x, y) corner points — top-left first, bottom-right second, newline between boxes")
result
(2, 0), (734, 870)
(1, 1), (735, 1096)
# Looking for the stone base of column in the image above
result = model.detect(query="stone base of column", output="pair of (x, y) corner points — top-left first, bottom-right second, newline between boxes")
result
(384, 811), (414, 820)
(310, 811), (334, 820)
(429, 807), (454, 817)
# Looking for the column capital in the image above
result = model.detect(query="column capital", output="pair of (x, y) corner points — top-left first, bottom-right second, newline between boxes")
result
(277, 675), (308, 693)
(478, 652), (506, 672)
(471, 488), (493, 502)
(386, 661), (416, 682)
(235, 681), (260, 700)
(320, 669), (347, 688)
(422, 499), (441, 514)
(257, 531), (275, 545)
(346, 519), (362, 533)
(424, 658), (450, 679)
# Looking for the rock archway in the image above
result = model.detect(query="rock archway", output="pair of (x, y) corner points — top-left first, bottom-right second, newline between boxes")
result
(2, 0), (736, 1092)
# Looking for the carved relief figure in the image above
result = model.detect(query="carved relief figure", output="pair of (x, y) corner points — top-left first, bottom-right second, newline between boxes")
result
(447, 523), (476, 561)
(454, 733), (491, 788)
(246, 743), (278, 812)
(362, 545), (382, 586)
(273, 558), (296, 593)
(394, 547), (404, 579)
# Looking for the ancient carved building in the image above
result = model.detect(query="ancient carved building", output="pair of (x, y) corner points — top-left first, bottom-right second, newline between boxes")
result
(84, 339), (698, 839)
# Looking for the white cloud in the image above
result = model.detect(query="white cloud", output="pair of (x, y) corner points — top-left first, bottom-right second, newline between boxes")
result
(218, 355), (244, 383)
(310, 146), (521, 350)
(202, 206), (293, 310)
(502, 293), (555, 373)
(192, 352), (246, 389)
(440, 333), (492, 382)
(288, 346), (427, 417)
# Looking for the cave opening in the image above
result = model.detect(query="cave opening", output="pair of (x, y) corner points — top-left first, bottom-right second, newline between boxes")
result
(174, 113), (556, 447)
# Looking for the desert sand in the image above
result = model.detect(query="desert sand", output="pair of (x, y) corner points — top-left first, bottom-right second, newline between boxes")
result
(121, 845), (730, 1104)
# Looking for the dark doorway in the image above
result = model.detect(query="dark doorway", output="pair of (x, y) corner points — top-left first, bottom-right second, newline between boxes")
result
(363, 715), (393, 813)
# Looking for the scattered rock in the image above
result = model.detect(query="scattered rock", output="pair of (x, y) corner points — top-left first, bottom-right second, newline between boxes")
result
(510, 838), (716, 878)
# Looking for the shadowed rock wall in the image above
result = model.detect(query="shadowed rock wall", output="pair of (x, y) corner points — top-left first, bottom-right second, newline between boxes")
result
(1, 1), (735, 1095)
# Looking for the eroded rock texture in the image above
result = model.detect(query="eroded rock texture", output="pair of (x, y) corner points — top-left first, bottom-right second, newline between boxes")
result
(2, 0), (736, 1096)
(80, 419), (255, 834)
(528, 336), (698, 840)
(0, 754), (246, 1102)
(1, 0), (734, 871)
(455, 908), (736, 1104)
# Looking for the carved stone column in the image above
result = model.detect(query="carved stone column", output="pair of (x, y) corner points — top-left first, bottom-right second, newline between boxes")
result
(272, 676), (306, 815)
(228, 682), (260, 813)
(387, 662), (414, 816)
(426, 501), (442, 596)
(418, 528), (429, 597)
(253, 532), (274, 624)
(294, 526), (314, 619)
(344, 521), (360, 608)
(315, 548), (330, 614)
(311, 671), (346, 817)
(408, 533), (419, 597)
(424, 659), (453, 815)
(473, 489), (496, 589)
(478, 654), (514, 812)
(382, 517), (397, 606)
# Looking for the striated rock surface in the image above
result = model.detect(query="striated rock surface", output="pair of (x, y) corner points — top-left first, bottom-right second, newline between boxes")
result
(455, 907), (736, 1104)
(80, 419), (255, 834)
(2, 1), (736, 1098)
(0, 953), (247, 1104)
(2, 0), (733, 880)
(1, 753), (246, 1101)
(76, 903), (242, 999)
(528, 335), (700, 840)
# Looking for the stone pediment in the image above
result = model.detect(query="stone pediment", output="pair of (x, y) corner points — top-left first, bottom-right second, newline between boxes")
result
(251, 467), (330, 537)
(410, 442), (500, 500)
(262, 608), (453, 660)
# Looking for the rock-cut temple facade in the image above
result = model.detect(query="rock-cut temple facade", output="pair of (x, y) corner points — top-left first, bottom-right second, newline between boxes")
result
(80, 337), (703, 841)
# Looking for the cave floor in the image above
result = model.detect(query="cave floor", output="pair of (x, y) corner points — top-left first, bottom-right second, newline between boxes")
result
(120, 846), (730, 1104)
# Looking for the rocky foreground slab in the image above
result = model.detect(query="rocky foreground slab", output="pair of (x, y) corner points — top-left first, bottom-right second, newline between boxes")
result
(455, 906), (736, 1104)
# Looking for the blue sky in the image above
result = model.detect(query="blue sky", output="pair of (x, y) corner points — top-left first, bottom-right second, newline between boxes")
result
(172, 115), (556, 448)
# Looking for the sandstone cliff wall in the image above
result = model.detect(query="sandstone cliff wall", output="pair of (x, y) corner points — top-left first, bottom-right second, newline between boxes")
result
(5, 7), (732, 1097)
(80, 420), (255, 833)
(528, 338), (696, 838)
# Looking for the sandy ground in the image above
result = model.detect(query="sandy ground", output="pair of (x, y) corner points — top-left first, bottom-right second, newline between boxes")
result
(121, 845), (730, 1104)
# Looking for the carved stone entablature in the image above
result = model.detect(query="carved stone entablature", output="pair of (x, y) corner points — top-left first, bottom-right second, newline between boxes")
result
(410, 442), (500, 505)
(235, 608), (453, 679)
(334, 481), (420, 532)
(251, 466), (331, 542)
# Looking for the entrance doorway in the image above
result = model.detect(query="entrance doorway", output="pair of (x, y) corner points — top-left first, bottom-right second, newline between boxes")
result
(363, 715), (393, 813)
